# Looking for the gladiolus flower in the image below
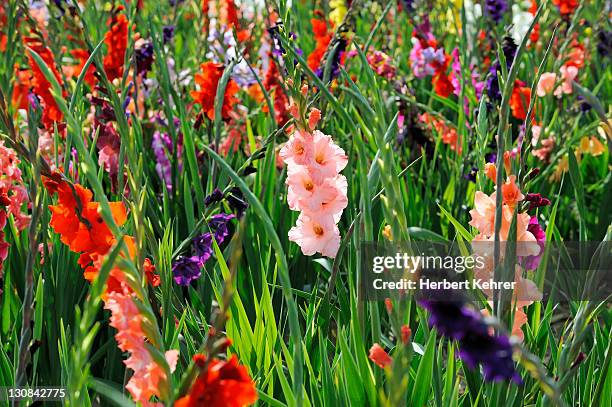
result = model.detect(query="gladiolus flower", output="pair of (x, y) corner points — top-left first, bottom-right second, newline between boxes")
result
(510, 82), (531, 120)
(288, 214), (341, 258)
(552, 0), (578, 16)
(553, 65), (578, 97)
(103, 11), (128, 82)
(536, 73), (557, 97)
(175, 354), (257, 407)
(191, 62), (239, 120)
(501, 175), (524, 208)
(368, 344), (392, 368)
(484, 163), (497, 182)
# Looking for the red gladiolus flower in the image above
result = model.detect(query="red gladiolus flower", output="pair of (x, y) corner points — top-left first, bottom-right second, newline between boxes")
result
(369, 343), (392, 368)
(191, 62), (239, 120)
(175, 354), (258, 407)
(510, 81), (532, 121)
(432, 71), (454, 98)
(552, 0), (579, 16)
(25, 37), (64, 129)
(143, 258), (161, 287)
(103, 11), (128, 82)
(70, 48), (97, 87)
(12, 68), (33, 111)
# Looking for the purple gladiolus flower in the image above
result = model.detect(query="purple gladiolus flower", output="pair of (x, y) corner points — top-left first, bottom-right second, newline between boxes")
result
(135, 39), (154, 75)
(487, 36), (517, 101)
(418, 299), (522, 383)
(172, 256), (202, 286)
(525, 193), (551, 211)
(209, 213), (236, 243)
(193, 233), (213, 264)
(485, 0), (508, 24)
(163, 25), (175, 43)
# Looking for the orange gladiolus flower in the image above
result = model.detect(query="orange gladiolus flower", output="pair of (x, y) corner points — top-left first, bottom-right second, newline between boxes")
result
(175, 354), (258, 407)
(191, 62), (239, 120)
(103, 11), (129, 82)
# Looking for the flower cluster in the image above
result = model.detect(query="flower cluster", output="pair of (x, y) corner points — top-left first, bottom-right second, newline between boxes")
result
(103, 8), (129, 82)
(366, 51), (396, 80)
(409, 19), (453, 97)
(175, 353), (257, 406)
(281, 109), (348, 258)
(105, 291), (178, 405)
(191, 61), (239, 121)
(24, 37), (65, 130)
(0, 141), (29, 275)
(469, 163), (547, 338)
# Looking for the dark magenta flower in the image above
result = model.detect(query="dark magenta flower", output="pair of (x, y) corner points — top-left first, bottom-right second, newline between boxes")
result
(172, 256), (202, 286)
(525, 193), (551, 211)
(227, 187), (248, 218)
(205, 188), (224, 206)
(523, 216), (546, 270)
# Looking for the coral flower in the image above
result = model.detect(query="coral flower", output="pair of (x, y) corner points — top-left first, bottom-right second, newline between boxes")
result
(191, 61), (239, 120)
(175, 354), (258, 407)
(105, 291), (178, 404)
(288, 213), (341, 258)
(536, 73), (557, 97)
(469, 191), (497, 237)
(368, 344), (392, 368)
(103, 11), (129, 82)
(484, 163), (497, 182)
(501, 175), (524, 208)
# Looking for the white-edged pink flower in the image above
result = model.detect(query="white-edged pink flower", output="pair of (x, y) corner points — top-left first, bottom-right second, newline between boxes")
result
(279, 129), (314, 166)
(310, 130), (348, 182)
(288, 213), (341, 258)
(287, 167), (348, 218)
